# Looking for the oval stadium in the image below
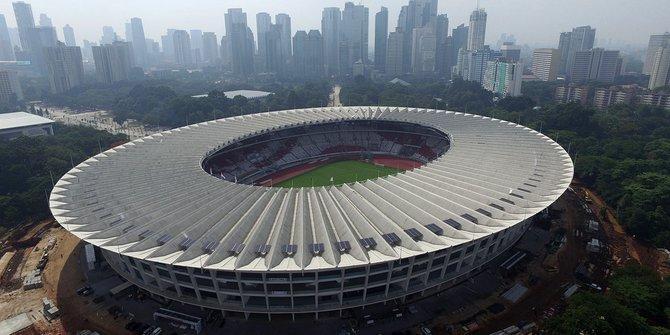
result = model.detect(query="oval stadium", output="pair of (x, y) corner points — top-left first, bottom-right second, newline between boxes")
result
(49, 106), (573, 320)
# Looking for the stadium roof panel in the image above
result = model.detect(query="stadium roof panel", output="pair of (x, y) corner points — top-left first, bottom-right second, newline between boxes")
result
(50, 106), (573, 272)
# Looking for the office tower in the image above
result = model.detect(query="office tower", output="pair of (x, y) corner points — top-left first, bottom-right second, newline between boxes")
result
(225, 8), (254, 76)
(322, 7), (341, 76)
(451, 24), (468, 70)
(455, 46), (495, 82)
(202, 32), (219, 65)
(262, 24), (283, 74)
(43, 42), (84, 93)
(189, 29), (203, 65)
(374, 7), (388, 71)
(39, 13), (52, 27)
(256, 12), (271, 62)
(292, 30), (324, 78)
(92, 41), (132, 83)
(411, 26), (436, 74)
(13, 1), (45, 71)
(649, 46), (670, 89)
(160, 29), (175, 62)
(124, 22), (132, 42)
(396, 0), (438, 74)
(569, 48), (620, 83)
(275, 14), (292, 61)
(36, 26), (57, 47)
(500, 43), (521, 62)
(644, 33), (670, 75)
(495, 33), (516, 49)
(467, 8), (487, 51)
(562, 26), (596, 78)
(101, 26), (118, 44)
(0, 70), (23, 102)
(532, 48), (560, 81)
(557, 32), (571, 75)
(435, 14), (450, 75)
(341, 2), (369, 74)
(129, 18), (147, 66)
(62, 24), (76, 46)
(172, 30), (192, 66)
(483, 60), (523, 97)
(386, 31), (404, 76)
(0, 14), (14, 61)
(81, 39), (95, 61)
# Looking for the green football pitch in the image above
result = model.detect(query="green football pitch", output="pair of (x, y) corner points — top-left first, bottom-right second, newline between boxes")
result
(275, 160), (402, 188)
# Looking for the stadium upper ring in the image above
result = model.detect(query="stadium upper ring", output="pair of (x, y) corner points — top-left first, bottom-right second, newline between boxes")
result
(50, 106), (573, 273)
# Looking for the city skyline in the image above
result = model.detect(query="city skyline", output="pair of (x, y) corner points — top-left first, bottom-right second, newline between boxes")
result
(0, 0), (667, 50)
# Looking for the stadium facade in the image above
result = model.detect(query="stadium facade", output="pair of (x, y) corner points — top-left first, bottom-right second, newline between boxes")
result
(50, 106), (573, 320)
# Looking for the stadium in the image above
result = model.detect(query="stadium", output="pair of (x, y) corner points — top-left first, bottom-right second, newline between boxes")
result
(49, 106), (573, 320)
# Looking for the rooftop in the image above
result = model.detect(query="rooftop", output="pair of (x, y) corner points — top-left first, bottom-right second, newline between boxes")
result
(0, 112), (54, 131)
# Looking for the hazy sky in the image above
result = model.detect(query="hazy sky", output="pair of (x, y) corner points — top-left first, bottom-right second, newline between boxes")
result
(1, 0), (668, 48)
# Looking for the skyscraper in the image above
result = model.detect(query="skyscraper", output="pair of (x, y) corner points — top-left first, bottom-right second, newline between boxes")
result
(374, 7), (388, 71)
(256, 12), (271, 71)
(569, 48), (619, 83)
(101, 26), (118, 45)
(63, 24), (76, 46)
(322, 7), (341, 76)
(483, 59), (523, 97)
(43, 42), (84, 93)
(92, 41), (132, 83)
(0, 70), (23, 102)
(648, 46), (670, 90)
(557, 32), (572, 75)
(13, 1), (45, 71)
(38, 13), (52, 27)
(275, 14), (292, 63)
(411, 26), (436, 74)
(532, 48), (560, 81)
(386, 31), (404, 77)
(130, 18), (147, 66)
(435, 14), (451, 75)
(0, 14), (14, 61)
(643, 33), (670, 75)
(292, 30), (324, 78)
(341, 2), (369, 74)
(563, 26), (596, 79)
(225, 8), (254, 76)
(263, 24), (283, 74)
(189, 29), (203, 64)
(396, 0), (438, 74)
(201, 32), (219, 65)
(467, 8), (487, 51)
(172, 30), (192, 66)
(450, 24), (468, 70)
(500, 43), (521, 62)
(455, 46), (495, 83)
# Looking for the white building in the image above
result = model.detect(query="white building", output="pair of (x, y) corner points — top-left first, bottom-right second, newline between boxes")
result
(0, 112), (54, 140)
(649, 46), (670, 90)
(483, 60), (523, 97)
(531, 48), (559, 81)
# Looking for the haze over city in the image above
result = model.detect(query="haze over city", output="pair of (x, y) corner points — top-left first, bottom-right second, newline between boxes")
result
(0, 0), (667, 48)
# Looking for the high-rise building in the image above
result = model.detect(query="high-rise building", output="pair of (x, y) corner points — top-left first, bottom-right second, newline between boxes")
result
(569, 48), (619, 83)
(643, 33), (670, 75)
(172, 30), (192, 66)
(557, 32), (572, 75)
(160, 29), (176, 62)
(292, 29), (324, 78)
(396, 0), (438, 74)
(322, 7), (341, 76)
(220, 35), (231, 68)
(189, 29), (203, 64)
(374, 7), (388, 71)
(562, 26), (596, 78)
(263, 24), (283, 74)
(275, 14), (292, 63)
(38, 13), (52, 27)
(101, 26), (118, 45)
(201, 32), (219, 65)
(92, 41), (132, 83)
(341, 2), (369, 74)
(81, 39), (95, 61)
(43, 42), (84, 94)
(0, 70), (23, 102)
(225, 9), (254, 76)
(467, 9), (487, 51)
(411, 26), (436, 74)
(256, 12), (271, 71)
(500, 43), (521, 62)
(13, 1), (45, 71)
(0, 14), (14, 61)
(435, 14), (451, 76)
(455, 46), (495, 83)
(483, 59), (523, 97)
(451, 24), (468, 70)
(385, 31), (404, 77)
(130, 18), (147, 66)
(531, 48), (560, 81)
(124, 22), (132, 42)
(62, 24), (76, 46)
(648, 46), (670, 89)
(36, 26), (57, 47)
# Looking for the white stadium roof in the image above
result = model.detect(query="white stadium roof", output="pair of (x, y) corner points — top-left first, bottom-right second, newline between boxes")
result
(50, 107), (573, 272)
(0, 112), (54, 131)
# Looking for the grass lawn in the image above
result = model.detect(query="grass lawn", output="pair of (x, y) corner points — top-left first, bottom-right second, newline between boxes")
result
(275, 160), (402, 188)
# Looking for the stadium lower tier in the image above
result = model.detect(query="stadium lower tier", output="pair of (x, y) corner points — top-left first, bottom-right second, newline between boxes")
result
(103, 218), (531, 320)
(202, 119), (450, 185)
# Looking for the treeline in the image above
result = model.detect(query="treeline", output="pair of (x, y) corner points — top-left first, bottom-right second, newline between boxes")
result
(0, 124), (127, 232)
(341, 76), (670, 249)
(545, 264), (670, 334)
